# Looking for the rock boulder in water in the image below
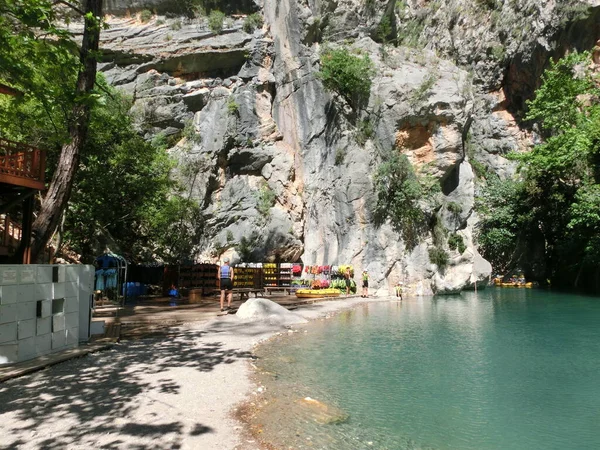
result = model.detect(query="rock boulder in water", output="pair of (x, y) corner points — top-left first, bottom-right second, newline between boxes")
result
(236, 298), (307, 326)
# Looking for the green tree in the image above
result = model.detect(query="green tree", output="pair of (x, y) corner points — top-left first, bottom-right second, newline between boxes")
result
(318, 46), (375, 109)
(477, 51), (600, 290)
(0, 0), (105, 261)
(373, 153), (426, 248)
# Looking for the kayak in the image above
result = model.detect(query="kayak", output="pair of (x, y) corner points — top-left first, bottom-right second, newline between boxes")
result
(498, 282), (533, 288)
(295, 288), (342, 299)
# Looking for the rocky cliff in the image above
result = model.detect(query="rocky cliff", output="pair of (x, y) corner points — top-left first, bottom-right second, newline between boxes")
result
(75, 0), (600, 295)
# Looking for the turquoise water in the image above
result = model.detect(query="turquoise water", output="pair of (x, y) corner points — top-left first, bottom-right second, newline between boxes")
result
(252, 289), (600, 449)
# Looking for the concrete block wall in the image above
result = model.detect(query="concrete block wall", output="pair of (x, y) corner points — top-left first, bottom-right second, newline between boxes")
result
(0, 265), (94, 365)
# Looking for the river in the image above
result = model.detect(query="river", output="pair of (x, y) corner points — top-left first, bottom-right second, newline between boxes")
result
(250, 288), (600, 449)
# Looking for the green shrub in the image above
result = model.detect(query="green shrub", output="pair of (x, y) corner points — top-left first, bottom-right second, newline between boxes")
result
(156, 19), (165, 26)
(227, 97), (239, 115)
(447, 201), (462, 215)
(208, 10), (225, 34)
(140, 9), (153, 23)
(376, 15), (393, 43)
(448, 233), (466, 253)
(182, 120), (202, 145)
(490, 44), (505, 61)
(257, 183), (276, 216)
(355, 118), (374, 145)
(243, 13), (263, 33)
(170, 19), (182, 30)
(335, 147), (346, 166)
(428, 247), (449, 269)
(373, 153), (426, 249)
(317, 46), (375, 108)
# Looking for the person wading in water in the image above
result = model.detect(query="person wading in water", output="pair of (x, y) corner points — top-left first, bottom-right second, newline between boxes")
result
(219, 258), (234, 312)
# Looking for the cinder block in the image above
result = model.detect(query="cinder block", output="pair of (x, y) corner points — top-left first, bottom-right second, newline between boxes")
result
(65, 282), (78, 298)
(37, 266), (53, 284)
(76, 266), (95, 290)
(0, 267), (18, 285)
(40, 300), (52, 318)
(0, 322), (17, 344)
(36, 317), (51, 336)
(36, 334), (51, 355)
(66, 328), (79, 346)
(1, 285), (18, 305)
(17, 301), (36, 321)
(19, 268), (36, 284)
(65, 297), (78, 313)
(65, 312), (78, 330)
(0, 343), (18, 364)
(36, 283), (53, 300)
(51, 330), (66, 349)
(17, 284), (35, 301)
(53, 283), (65, 299)
(52, 314), (65, 332)
(17, 337), (35, 359)
(0, 304), (17, 324)
(17, 319), (35, 340)
(64, 266), (78, 282)
(57, 266), (66, 283)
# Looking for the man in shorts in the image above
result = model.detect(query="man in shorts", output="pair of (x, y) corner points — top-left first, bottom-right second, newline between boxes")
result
(361, 270), (369, 298)
(219, 257), (234, 311)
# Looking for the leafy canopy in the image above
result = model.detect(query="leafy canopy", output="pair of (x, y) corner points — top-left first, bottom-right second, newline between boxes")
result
(373, 153), (428, 248)
(318, 46), (375, 108)
(476, 51), (600, 290)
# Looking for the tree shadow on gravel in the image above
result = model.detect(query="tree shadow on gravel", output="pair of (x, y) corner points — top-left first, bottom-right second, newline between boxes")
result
(0, 328), (252, 449)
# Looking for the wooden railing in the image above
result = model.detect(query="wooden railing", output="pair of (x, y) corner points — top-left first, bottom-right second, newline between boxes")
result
(0, 138), (46, 190)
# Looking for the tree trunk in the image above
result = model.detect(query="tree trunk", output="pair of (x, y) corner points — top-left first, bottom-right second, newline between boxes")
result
(30, 0), (103, 261)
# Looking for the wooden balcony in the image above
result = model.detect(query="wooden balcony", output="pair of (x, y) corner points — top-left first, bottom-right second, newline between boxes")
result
(0, 138), (46, 191)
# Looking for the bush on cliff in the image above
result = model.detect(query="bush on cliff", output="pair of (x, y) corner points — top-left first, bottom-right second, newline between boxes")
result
(208, 10), (225, 34)
(317, 46), (375, 109)
(373, 153), (426, 249)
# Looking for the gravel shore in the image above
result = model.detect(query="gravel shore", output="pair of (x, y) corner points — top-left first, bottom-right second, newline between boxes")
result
(0, 297), (378, 450)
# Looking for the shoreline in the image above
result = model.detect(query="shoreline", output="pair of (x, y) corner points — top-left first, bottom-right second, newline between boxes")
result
(181, 295), (383, 450)
(0, 296), (383, 450)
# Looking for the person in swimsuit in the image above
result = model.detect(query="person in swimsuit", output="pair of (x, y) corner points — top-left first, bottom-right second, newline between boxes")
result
(219, 258), (234, 311)
(361, 271), (369, 298)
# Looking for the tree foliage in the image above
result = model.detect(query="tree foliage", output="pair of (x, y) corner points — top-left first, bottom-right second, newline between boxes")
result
(476, 51), (600, 291)
(318, 46), (375, 108)
(0, 3), (203, 263)
(373, 153), (427, 248)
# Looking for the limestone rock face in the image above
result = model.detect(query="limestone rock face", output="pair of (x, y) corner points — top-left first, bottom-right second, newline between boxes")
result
(86, 0), (599, 294)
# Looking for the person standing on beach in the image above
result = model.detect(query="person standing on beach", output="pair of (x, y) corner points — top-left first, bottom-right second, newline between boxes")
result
(219, 258), (234, 312)
(345, 268), (352, 296)
(361, 270), (369, 298)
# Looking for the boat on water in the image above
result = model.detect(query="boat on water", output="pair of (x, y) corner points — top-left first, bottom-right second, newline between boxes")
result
(295, 288), (342, 299)
(498, 282), (534, 288)
(493, 278), (534, 288)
